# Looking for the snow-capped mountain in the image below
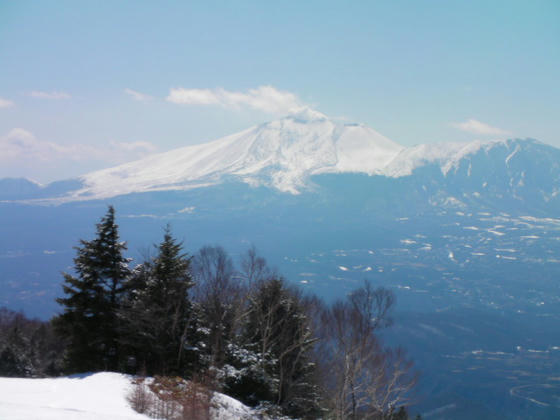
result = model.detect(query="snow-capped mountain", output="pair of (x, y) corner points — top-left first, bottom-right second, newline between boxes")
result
(1, 108), (559, 209)
(71, 107), (403, 199)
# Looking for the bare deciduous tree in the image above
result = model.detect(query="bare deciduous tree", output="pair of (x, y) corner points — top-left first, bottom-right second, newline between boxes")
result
(192, 246), (245, 368)
(239, 245), (272, 287)
(244, 276), (321, 417)
(317, 281), (416, 420)
(363, 347), (417, 419)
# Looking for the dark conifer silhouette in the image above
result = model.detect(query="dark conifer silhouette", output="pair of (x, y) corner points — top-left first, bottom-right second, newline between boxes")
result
(55, 205), (130, 372)
(120, 225), (199, 376)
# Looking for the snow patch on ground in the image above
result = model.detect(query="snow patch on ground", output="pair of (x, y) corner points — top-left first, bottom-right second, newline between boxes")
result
(0, 373), (257, 420)
(0, 372), (148, 420)
(212, 392), (255, 420)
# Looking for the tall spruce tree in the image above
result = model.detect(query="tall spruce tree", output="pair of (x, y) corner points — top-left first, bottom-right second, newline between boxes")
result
(55, 206), (130, 373)
(119, 226), (199, 376)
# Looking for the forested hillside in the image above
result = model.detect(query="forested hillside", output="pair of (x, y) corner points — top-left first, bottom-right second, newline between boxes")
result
(1, 207), (418, 420)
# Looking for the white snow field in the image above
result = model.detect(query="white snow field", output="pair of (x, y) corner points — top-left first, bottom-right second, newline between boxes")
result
(0, 372), (148, 420)
(0, 372), (255, 420)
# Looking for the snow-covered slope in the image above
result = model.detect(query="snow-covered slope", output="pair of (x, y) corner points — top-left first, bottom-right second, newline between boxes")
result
(72, 108), (403, 199)
(0, 373), (148, 420)
(0, 372), (256, 420)
(382, 139), (540, 177)
(383, 141), (486, 177)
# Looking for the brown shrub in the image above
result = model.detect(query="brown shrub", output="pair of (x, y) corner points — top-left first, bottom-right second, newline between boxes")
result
(128, 375), (212, 420)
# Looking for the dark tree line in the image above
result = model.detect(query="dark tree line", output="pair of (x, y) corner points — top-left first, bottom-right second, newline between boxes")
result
(44, 206), (418, 419)
(0, 307), (64, 377)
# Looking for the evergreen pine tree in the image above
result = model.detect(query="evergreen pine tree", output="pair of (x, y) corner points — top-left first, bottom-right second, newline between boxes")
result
(55, 206), (130, 372)
(120, 226), (199, 376)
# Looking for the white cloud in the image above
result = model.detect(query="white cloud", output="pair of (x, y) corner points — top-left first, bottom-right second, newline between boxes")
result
(28, 90), (71, 100)
(178, 206), (196, 214)
(167, 88), (220, 105)
(0, 97), (14, 108)
(0, 128), (69, 161)
(451, 119), (510, 136)
(109, 140), (157, 153)
(0, 128), (157, 165)
(124, 88), (153, 102)
(166, 85), (303, 114)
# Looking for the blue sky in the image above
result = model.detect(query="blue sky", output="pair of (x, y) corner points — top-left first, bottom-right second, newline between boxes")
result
(0, 0), (558, 182)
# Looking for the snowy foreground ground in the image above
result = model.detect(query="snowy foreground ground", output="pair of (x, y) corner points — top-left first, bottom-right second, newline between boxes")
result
(0, 372), (255, 420)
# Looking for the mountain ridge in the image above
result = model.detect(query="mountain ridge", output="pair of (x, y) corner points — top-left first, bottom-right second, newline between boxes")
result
(74, 108), (403, 198)
(0, 109), (556, 204)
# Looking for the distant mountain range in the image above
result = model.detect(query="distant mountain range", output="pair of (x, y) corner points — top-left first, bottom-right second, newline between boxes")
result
(3, 108), (559, 216)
